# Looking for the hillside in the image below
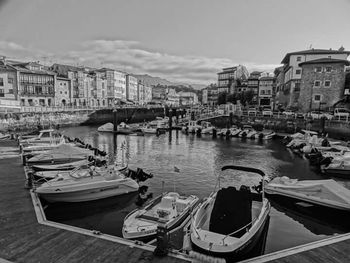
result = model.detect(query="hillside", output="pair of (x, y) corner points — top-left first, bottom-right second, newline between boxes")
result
(133, 74), (206, 90)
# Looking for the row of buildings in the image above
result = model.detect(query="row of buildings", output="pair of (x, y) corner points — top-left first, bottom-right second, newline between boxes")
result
(0, 57), (198, 108)
(202, 47), (350, 112)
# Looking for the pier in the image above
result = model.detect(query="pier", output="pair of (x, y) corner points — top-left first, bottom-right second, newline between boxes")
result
(1, 136), (350, 263)
(0, 140), (187, 263)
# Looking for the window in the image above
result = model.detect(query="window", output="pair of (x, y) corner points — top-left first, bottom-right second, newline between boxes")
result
(314, 94), (321, 101)
(0, 78), (3, 86)
(295, 83), (301, 91)
(315, 67), (322, 73)
(324, 80), (331, 87)
(297, 56), (301, 62)
(314, 80), (321, 87)
(8, 89), (13, 94)
(325, 67), (332, 73)
(0, 88), (4, 96)
(296, 69), (301, 75)
(8, 77), (14, 84)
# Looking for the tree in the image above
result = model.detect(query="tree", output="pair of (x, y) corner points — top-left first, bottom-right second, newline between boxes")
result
(226, 93), (237, 104)
(217, 92), (227, 105)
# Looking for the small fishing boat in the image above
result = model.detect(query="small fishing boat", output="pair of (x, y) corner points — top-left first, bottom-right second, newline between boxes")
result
(265, 176), (350, 211)
(190, 165), (270, 258)
(123, 192), (199, 240)
(141, 123), (158, 134)
(97, 122), (114, 132)
(238, 125), (254, 138)
(230, 126), (241, 137)
(117, 122), (140, 135)
(21, 137), (66, 153)
(35, 165), (140, 203)
(200, 121), (214, 134)
(182, 121), (201, 134)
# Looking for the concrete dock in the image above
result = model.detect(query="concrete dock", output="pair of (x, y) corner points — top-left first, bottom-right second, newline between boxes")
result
(1, 138), (350, 263)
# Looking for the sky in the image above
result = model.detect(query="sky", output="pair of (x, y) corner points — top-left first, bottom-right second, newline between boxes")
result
(0, 0), (350, 85)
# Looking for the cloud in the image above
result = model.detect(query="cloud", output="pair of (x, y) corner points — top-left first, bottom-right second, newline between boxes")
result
(0, 39), (280, 84)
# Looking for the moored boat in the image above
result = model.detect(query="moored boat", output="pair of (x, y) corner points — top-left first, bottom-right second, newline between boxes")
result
(97, 122), (114, 132)
(35, 165), (140, 203)
(190, 165), (270, 258)
(265, 176), (350, 211)
(123, 192), (199, 240)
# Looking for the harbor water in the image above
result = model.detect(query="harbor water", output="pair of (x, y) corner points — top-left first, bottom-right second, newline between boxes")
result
(44, 125), (350, 256)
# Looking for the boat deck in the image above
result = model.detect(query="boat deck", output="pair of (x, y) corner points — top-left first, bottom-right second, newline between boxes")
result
(0, 140), (188, 263)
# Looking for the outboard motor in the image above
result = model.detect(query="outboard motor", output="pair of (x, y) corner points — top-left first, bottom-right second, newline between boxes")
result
(258, 133), (264, 140)
(241, 131), (247, 138)
(319, 156), (333, 166)
(225, 129), (230, 140)
(321, 138), (331, 147)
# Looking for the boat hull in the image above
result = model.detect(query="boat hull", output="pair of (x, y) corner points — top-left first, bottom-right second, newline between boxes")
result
(37, 182), (139, 203)
(191, 213), (270, 260)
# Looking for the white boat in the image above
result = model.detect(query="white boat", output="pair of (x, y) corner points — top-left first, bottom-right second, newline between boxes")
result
(0, 132), (10, 140)
(238, 125), (254, 138)
(31, 159), (92, 171)
(123, 192), (199, 240)
(182, 121), (201, 133)
(200, 121), (214, 134)
(20, 129), (61, 145)
(27, 144), (94, 165)
(190, 165), (270, 257)
(97, 122), (114, 132)
(265, 176), (350, 211)
(149, 117), (169, 130)
(141, 123), (158, 134)
(254, 130), (276, 140)
(21, 137), (66, 153)
(321, 160), (350, 178)
(35, 165), (139, 203)
(230, 127), (241, 137)
(247, 129), (258, 139)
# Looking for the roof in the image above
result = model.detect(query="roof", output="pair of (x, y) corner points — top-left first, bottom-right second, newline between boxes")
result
(259, 76), (275, 81)
(299, 58), (350, 66)
(281, 49), (350, 64)
(9, 62), (56, 75)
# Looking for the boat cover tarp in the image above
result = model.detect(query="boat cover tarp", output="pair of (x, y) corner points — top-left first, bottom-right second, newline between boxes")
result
(267, 177), (350, 206)
(27, 144), (93, 163)
(98, 122), (114, 131)
(209, 187), (252, 237)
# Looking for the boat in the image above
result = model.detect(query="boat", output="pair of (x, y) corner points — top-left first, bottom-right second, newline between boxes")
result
(254, 130), (276, 140)
(0, 132), (10, 140)
(182, 121), (201, 134)
(200, 121), (214, 134)
(97, 122), (114, 132)
(141, 123), (158, 134)
(26, 144), (94, 165)
(21, 137), (66, 153)
(35, 165), (140, 203)
(190, 165), (270, 258)
(31, 159), (93, 171)
(149, 116), (169, 131)
(230, 126), (241, 137)
(116, 122), (140, 135)
(321, 160), (350, 178)
(238, 125), (254, 138)
(19, 129), (61, 145)
(122, 192), (199, 240)
(265, 176), (350, 211)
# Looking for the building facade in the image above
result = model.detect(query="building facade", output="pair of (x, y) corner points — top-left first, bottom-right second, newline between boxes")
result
(126, 74), (138, 102)
(258, 76), (275, 107)
(55, 77), (72, 106)
(217, 65), (249, 94)
(0, 57), (18, 101)
(280, 48), (350, 109)
(298, 58), (350, 112)
(152, 86), (166, 104)
(11, 62), (56, 106)
(144, 84), (152, 104)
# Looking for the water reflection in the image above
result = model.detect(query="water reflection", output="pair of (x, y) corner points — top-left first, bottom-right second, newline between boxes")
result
(53, 126), (350, 255)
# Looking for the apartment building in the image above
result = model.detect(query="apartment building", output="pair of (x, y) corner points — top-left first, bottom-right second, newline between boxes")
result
(126, 74), (138, 102)
(217, 65), (249, 94)
(258, 76), (275, 107)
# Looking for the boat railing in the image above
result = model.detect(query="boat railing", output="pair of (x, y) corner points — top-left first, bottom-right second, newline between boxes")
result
(221, 216), (258, 244)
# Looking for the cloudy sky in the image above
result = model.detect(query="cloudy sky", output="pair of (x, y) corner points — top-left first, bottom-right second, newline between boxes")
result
(0, 0), (350, 85)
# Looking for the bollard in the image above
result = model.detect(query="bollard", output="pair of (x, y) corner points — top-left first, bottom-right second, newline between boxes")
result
(153, 223), (169, 257)
(212, 128), (217, 139)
